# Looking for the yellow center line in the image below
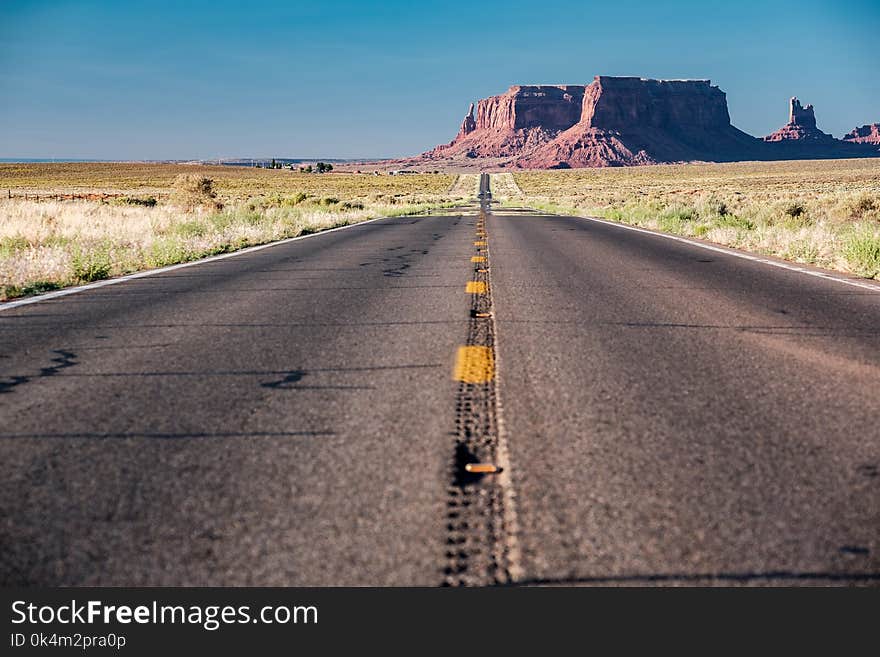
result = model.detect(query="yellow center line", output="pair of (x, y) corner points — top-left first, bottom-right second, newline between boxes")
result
(471, 256), (486, 263)
(474, 241), (487, 247)
(453, 346), (495, 383)
(466, 281), (486, 294)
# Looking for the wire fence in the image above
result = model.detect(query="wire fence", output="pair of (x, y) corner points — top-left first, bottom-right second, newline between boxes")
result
(4, 190), (163, 202)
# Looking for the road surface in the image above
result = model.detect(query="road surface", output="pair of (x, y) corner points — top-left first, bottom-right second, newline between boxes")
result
(1, 177), (878, 585)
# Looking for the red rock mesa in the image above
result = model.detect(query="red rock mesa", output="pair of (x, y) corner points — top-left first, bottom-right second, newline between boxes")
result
(408, 77), (880, 169)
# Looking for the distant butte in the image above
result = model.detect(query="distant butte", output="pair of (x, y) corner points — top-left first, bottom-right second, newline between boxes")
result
(843, 123), (880, 145)
(763, 97), (835, 142)
(402, 76), (880, 169)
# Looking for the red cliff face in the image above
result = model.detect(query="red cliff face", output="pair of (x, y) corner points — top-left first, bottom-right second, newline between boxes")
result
(843, 123), (880, 144)
(580, 76), (732, 131)
(412, 77), (880, 170)
(518, 76), (763, 168)
(476, 85), (584, 131)
(763, 97), (835, 142)
(429, 85), (585, 160)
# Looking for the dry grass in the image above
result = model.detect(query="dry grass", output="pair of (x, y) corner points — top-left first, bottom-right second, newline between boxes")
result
(448, 173), (480, 197)
(0, 163), (462, 300)
(508, 159), (880, 278)
(488, 173), (521, 199)
(0, 162), (456, 203)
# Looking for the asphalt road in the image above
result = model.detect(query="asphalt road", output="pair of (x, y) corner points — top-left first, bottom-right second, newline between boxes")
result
(2, 186), (879, 586)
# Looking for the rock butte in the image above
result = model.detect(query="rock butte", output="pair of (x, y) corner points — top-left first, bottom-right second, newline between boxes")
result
(410, 76), (880, 169)
(843, 123), (880, 145)
(763, 97), (835, 143)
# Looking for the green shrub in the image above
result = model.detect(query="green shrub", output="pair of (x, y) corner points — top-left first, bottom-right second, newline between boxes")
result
(174, 220), (208, 238)
(148, 238), (190, 267)
(208, 212), (233, 232)
(113, 195), (157, 207)
(662, 205), (697, 222)
(843, 230), (880, 278)
(0, 235), (30, 256)
(698, 195), (729, 218)
(713, 213), (754, 231)
(241, 211), (264, 226)
(780, 213), (814, 230)
(258, 194), (281, 209)
(656, 205), (696, 233)
(71, 244), (112, 282)
(43, 235), (72, 248)
(205, 238), (249, 255)
(260, 192), (310, 208)
(784, 240), (820, 264)
(0, 280), (63, 300)
(20, 281), (62, 296)
(281, 192), (309, 206)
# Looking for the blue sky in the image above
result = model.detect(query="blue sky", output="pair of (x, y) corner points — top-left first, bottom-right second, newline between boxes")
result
(2, 0), (878, 159)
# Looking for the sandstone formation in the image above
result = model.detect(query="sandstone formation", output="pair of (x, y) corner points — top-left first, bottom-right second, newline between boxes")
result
(476, 84), (584, 131)
(763, 97), (835, 142)
(518, 76), (764, 168)
(456, 103), (476, 140)
(843, 123), (880, 144)
(429, 85), (585, 161)
(404, 76), (880, 170)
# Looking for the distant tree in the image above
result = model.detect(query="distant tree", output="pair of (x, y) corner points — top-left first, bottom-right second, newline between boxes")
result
(271, 158), (277, 169)
(305, 165), (313, 173)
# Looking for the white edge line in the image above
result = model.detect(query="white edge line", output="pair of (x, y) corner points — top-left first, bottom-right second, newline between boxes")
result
(0, 216), (389, 312)
(554, 212), (880, 293)
(486, 237), (524, 583)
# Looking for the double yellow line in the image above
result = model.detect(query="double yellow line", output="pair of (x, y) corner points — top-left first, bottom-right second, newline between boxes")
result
(454, 211), (494, 384)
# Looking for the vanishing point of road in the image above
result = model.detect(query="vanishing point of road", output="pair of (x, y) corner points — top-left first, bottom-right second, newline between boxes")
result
(2, 174), (878, 586)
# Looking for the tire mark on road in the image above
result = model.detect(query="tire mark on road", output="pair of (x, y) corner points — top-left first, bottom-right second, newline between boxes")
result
(445, 187), (522, 586)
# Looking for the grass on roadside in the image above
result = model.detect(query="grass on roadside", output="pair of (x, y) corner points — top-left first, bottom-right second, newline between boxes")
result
(0, 167), (464, 300)
(507, 159), (880, 279)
